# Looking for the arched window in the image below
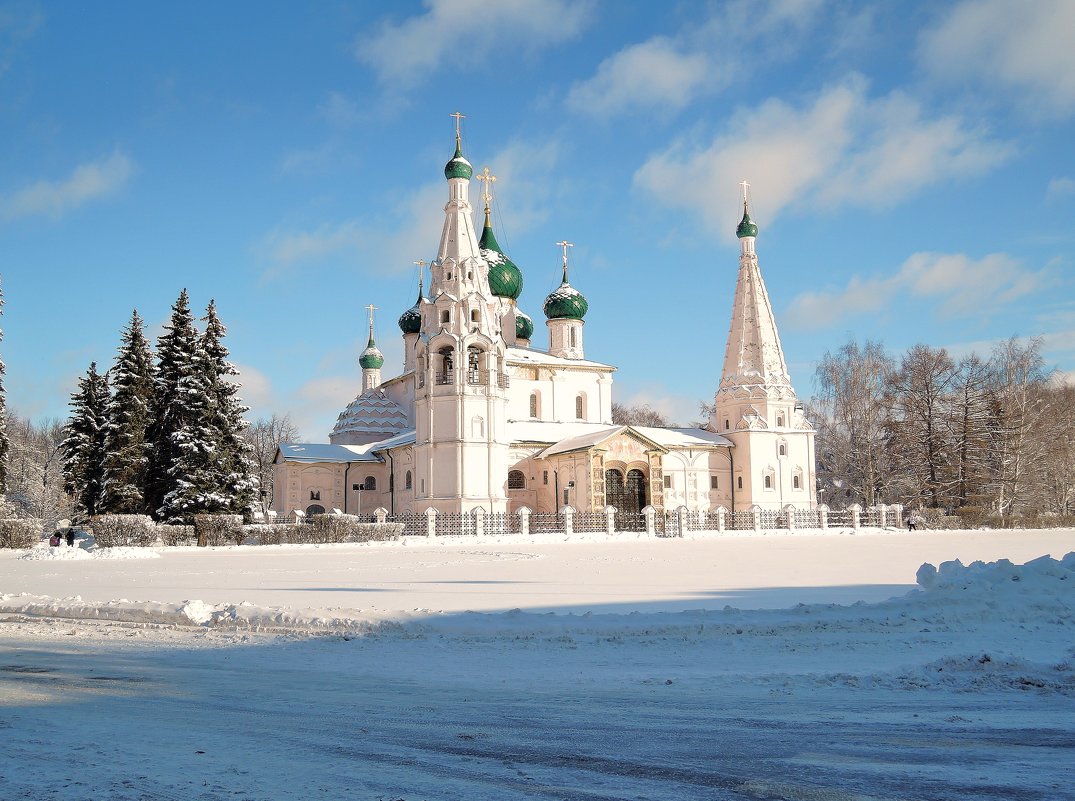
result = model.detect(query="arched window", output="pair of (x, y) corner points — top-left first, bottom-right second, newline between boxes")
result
(507, 470), (525, 490)
(309, 490), (321, 501)
(575, 393), (586, 420)
(764, 474), (772, 489)
(778, 442), (787, 456)
(777, 414), (785, 427)
(470, 309), (479, 322)
(724, 419), (730, 430)
(569, 326), (577, 348)
(471, 415), (485, 437)
(737, 476), (743, 490)
(529, 392), (539, 418)
(440, 309), (450, 324)
(363, 476), (376, 491)
(467, 346), (482, 384)
(438, 346), (454, 384)
(793, 467), (803, 490)
(305, 504), (325, 516)
(405, 470), (412, 490)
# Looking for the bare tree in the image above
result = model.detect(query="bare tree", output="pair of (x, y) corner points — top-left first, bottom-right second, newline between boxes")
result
(243, 413), (301, 517)
(888, 345), (958, 509)
(4, 412), (73, 526)
(989, 337), (1052, 517)
(948, 355), (997, 509)
(812, 339), (895, 507)
(611, 402), (675, 427)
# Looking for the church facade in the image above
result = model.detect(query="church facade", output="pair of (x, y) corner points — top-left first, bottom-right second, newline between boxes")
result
(273, 122), (816, 523)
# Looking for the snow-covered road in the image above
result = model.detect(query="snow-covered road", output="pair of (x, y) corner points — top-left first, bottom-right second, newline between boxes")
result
(1, 529), (1073, 800)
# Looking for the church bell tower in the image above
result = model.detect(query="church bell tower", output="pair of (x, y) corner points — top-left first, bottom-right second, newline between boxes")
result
(711, 184), (816, 511)
(412, 114), (511, 513)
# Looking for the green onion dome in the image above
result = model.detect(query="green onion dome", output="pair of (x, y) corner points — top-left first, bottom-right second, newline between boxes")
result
(543, 268), (588, 320)
(736, 204), (758, 238)
(479, 214), (523, 300)
(444, 137), (473, 181)
(359, 334), (384, 370)
(515, 309), (534, 340)
(397, 291), (423, 335)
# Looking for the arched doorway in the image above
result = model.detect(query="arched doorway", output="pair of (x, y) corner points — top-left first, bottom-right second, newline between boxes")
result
(605, 467), (647, 528)
(305, 504), (325, 517)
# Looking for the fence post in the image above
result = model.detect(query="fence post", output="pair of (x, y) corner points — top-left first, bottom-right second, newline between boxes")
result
(473, 507), (485, 537)
(642, 505), (656, 536)
(373, 507), (388, 524)
(893, 503), (903, 529)
(677, 505), (689, 537)
(425, 507), (437, 538)
(716, 505), (727, 533)
(850, 503), (862, 530)
(783, 504), (796, 532)
(878, 504), (887, 529)
(562, 505), (575, 537)
(819, 504), (829, 530)
(518, 506), (531, 537)
(604, 505), (617, 536)
(751, 504), (763, 533)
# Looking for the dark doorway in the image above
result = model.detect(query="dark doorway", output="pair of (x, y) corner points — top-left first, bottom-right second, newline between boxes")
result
(605, 467), (647, 529)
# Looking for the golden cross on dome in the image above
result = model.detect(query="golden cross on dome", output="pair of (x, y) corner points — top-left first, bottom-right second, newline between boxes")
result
(449, 111), (465, 138)
(477, 166), (496, 210)
(365, 303), (378, 331)
(413, 259), (427, 290)
(739, 180), (751, 208)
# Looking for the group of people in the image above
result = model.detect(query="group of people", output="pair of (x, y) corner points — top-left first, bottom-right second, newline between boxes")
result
(48, 528), (76, 547)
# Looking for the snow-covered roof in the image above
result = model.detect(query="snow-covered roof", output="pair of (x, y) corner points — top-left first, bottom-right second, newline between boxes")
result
(505, 346), (614, 371)
(367, 429), (417, 452)
(506, 421), (732, 457)
(276, 443), (382, 464)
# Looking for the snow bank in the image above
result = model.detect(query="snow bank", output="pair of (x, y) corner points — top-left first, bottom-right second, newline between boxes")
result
(17, 544), (161, 561)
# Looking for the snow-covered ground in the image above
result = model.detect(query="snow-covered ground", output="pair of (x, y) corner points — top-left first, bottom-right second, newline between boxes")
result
(1, 528), (1073, 800)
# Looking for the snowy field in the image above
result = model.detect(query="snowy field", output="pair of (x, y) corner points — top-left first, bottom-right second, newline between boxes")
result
(1, 528), (1073, 800)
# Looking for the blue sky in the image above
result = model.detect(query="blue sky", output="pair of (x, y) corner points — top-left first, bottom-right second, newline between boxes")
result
(1, 0), (1073, 438)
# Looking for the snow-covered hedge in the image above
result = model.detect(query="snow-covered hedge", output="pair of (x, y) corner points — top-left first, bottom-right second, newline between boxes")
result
(0, 518), (43, 549)
(91, 515), (155, 547)
(243, 524), (301, 545)
(193, 514), (244, 547)
(298, 514), (403, 544)
(158, 524), (196, 547)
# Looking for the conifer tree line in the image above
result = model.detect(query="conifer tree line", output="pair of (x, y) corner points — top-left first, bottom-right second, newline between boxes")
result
(810, 336), (1075, 521)
(59, 290), (257, 523)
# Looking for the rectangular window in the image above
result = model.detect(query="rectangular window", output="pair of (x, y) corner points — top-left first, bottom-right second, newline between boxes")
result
(563, 489), (569, 506)
(543, 470), (548, 485)
(440, 310), (450, 324)
(663, 475), (672, 489)
(352, 484), (360, 491)
(710, 475), (719, 490)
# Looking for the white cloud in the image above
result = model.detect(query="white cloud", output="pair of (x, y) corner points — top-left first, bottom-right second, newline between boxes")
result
(264, 220), (365, 267)
(356, 0), (590, 89)
(567, 37), (713, 117)
(1, 151), (134, 221)
(566, 0), (823, 119)
(294, 376), (359, 440)
(918, 0), (1075, 116)
(0, 6), (42, 81)
(785, 252), (1048, 331)
(233, 363), (275, 413)
(634, 78), (1013, 236)
(1046, 176), (1075, 202)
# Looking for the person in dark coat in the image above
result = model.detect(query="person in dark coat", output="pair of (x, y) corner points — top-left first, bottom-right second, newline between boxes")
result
(65, 528), (75, 547)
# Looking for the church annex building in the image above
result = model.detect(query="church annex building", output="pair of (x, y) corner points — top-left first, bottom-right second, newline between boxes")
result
(273, 120), (816, 528)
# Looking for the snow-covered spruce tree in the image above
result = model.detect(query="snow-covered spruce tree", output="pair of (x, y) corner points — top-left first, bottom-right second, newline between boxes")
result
(60, 361), (111, 518)
(199, 300), (256, 515)
(146, 289), (201, 520)
(101, 310), (156, 513)
(0, 277), (8, 493)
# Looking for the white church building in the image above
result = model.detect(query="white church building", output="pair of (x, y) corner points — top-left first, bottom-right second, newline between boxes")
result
(273, 121), (816, 528)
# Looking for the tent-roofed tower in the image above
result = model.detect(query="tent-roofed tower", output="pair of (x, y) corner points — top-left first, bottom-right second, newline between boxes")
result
(711, 183), (815, 510)
(412, 112), (511, 514)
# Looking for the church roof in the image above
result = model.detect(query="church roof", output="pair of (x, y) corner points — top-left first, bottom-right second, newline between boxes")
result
(331, 389), (409, 439)
(505, 346), (614, 370)
(505, 421), (732, 457)
(276, 443), (380, 464)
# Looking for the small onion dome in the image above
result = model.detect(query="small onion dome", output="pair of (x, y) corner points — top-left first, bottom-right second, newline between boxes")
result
(543, 268), (589, 320)
(736, 204), (758, 238)
(479, 217), (523, 300)
(359, 334), (384, 370)
(397, 291), (423, 334)
(515, 309), (534, 340)
(444, 137), (473, 181)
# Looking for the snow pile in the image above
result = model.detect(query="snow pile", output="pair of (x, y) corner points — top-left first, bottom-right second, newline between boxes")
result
(17, 545), (161, 561)
(915, 552), (1075, 590)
